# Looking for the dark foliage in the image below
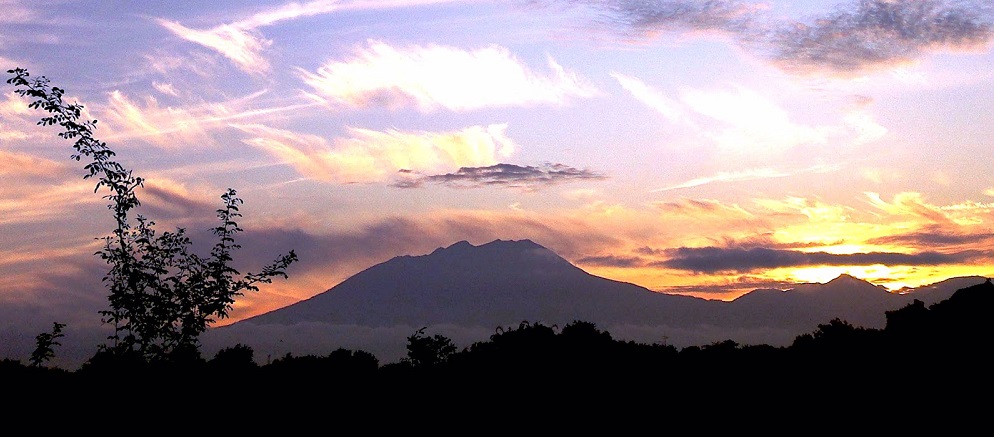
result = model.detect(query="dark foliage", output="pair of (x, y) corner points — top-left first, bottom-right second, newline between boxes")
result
(3, 280), (991, 424)
(4, 280), (991, 389)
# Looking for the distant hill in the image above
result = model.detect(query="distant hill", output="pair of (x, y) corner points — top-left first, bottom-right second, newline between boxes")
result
(204, 239), (987, 363)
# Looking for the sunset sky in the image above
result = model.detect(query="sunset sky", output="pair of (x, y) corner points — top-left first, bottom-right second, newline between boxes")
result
(3, 0), (994, 336)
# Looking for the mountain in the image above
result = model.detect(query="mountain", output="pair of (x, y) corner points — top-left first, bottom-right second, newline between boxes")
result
(204, 239), (988, 363)
(725, 273), (983, 331)
(238, 239), (713, 328)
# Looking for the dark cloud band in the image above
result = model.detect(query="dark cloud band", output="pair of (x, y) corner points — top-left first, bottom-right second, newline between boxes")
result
(659, 246), (988, 273)
(395, 163), (605, 189)
(772, 0), (994, 73)
(599, 0), (757, 35)
(538, 0), (994, 75)
(868, 228), (994, 247)
(577, 254), (646, 268)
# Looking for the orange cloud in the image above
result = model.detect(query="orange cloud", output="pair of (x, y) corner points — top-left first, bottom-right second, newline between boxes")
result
(233, 123), (518, 184)
(0, 150), (68, 180)
(865, 191), (955, 224)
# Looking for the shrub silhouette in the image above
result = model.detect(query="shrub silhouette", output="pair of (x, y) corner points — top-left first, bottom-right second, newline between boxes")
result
(209, 343), (258, 373)
(403, 327), (458, 368)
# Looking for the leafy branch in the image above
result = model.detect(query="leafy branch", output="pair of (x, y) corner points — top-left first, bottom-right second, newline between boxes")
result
(6, 67), (297, 361)
(29, 322), (66, 367)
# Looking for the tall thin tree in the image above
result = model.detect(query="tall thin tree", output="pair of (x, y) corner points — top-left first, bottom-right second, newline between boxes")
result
(6, 68), (298, 361)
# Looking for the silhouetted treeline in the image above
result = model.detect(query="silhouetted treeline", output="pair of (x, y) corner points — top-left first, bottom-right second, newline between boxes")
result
(4, 280), (992, 406)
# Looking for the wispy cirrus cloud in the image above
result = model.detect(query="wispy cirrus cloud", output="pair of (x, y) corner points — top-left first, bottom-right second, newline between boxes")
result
(137, 180), (221, 223)
(653, 165), (838, 192)
(301, 40), (599, 111)
(680, 85), (835, 153)
(865, 191), (994, 226)
(613, 75), (887, 163)
(158, 19), (273, 76)
(610, 72), (686, 123)
(0, 0), (39, 25)
(158, 0), (463, 75)
(865, 191), (954, 224)
(772, 0), (994, 75)
(650, 198), (759, 224)
(0, 91), (49, 141)
(396, 163), (606, 189)
(656, 168), (790, 192)
(100, 90), (237, 149)
(98, 89), (318, 149)
(233, 123), (518, 184)
(0, 150), (97, 226)
(0, 179), (104, 226)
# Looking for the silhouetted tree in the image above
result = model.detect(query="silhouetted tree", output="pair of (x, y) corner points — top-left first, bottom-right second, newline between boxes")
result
(560, 320), (612, 345)
(403, 327), (457, 368)
(326, 347), (379, 374)
(77, 347), (148, 377)
(29, 322), (65, 367)
(792, 318), (881, 354)
(454, 321), (560, 379)
(6, 68), (297, 362)
(210, 343), (258, 372)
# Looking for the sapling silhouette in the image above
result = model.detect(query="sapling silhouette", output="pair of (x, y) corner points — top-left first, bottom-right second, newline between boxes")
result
(6, 68), (297, 362)
(29, 322), (66, 367)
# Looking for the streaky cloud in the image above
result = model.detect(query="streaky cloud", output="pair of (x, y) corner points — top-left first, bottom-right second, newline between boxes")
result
(100, 88), (311, 148)
(0, 149), (69, 180)
(868, 226), (994, 248)
(660, 246), (989, 273)
(235, 123), (518, 184)
(654, 168), (790, 192)
(865, 191), (956, 224)
(234, 0), (464, 29)
(576, 254), (647, 268)
(158, 0), (464, 75)
(611, 72), (686, 122)
(158, 19), (273, 76)
(652, 164), (838, 192)
(138, 182), (220, 223)
(0, 180), (101, 226)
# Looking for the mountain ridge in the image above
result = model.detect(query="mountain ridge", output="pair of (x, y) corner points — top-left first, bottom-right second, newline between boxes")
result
(207, 239), (988, 363)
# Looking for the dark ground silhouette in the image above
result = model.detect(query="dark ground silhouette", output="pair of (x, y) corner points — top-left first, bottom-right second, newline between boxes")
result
(5, 280), (991, 419)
